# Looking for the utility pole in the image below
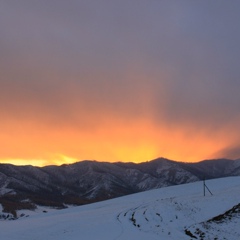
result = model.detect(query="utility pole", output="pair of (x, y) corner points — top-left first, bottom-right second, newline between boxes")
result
(203, 177), (213, 196)
(203, 178), (205, 197)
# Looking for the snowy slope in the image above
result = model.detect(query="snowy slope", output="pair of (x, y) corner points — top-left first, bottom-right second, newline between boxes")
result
(0, 176), (240, 240)
(1, 158), (240, 212)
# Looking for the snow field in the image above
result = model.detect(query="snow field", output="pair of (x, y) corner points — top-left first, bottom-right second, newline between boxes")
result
(0, 176), (239, 240)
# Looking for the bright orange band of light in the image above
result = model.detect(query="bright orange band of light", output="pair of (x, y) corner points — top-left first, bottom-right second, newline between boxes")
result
(0, 116), (234, 166)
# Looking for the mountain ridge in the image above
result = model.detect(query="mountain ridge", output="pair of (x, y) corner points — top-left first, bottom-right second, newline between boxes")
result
(0, 157), (240, 216)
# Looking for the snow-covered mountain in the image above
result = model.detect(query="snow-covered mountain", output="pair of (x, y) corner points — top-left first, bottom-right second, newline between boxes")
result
(1, 176), (240, 239)
(0, 158), (240, 216)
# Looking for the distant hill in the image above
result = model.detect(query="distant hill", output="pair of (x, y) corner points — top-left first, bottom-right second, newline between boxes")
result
(0, 157), (240, 215)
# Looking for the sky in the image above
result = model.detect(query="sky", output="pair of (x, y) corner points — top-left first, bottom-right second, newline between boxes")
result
(1, 0), (240, 166)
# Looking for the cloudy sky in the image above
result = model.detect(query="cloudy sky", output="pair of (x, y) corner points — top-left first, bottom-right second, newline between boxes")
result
(1, 1), (240, 166)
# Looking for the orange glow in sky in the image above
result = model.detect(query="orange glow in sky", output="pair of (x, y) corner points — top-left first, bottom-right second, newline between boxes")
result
(1, 1), (240, 166)
(0, 116), (235, 166)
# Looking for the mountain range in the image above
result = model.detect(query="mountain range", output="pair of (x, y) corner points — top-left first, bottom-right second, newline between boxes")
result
(0, 158), (240, 216)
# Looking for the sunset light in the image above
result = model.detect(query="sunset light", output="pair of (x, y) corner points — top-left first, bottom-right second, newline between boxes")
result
(0, 115), (236, 166)
(1, 1), (240, 166)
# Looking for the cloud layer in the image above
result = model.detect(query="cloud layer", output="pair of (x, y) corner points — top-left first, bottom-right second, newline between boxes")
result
(1, 1), (240, 165)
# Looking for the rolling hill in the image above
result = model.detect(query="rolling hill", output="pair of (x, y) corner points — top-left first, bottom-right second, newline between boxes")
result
(0, 158), (240, 215)
(0, 176), (240, 239)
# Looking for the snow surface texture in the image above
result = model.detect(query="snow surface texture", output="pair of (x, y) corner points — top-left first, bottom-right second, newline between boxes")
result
(0, 176), (239, 240)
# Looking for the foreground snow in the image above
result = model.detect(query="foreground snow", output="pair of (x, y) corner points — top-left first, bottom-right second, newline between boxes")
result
(0, 177), (240, 240)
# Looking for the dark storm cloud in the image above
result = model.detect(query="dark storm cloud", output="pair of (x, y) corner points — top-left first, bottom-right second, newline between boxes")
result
(214, 145), (240, 160)
(1, 0), (240, 131)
